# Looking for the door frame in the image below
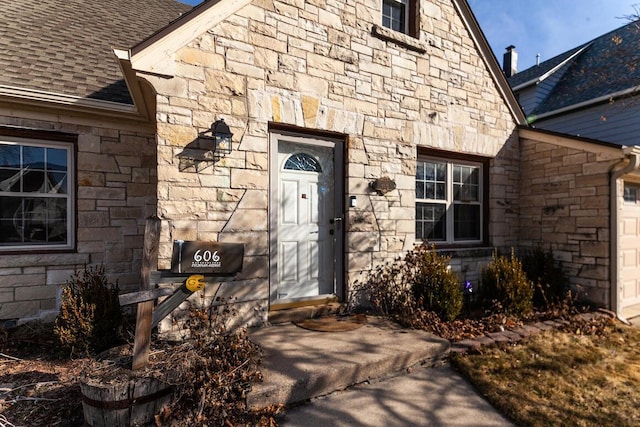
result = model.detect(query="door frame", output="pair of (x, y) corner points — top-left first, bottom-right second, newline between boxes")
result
(268, 129), (345, 309)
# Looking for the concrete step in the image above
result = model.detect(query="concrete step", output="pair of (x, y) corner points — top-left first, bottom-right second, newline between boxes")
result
(246, 317), (450, 410)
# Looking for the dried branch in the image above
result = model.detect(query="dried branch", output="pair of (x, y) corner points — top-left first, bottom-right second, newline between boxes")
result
(0, 353), (22, 362)
(0, 414), (19, 427)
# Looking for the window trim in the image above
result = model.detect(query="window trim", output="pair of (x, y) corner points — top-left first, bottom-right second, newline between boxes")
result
(624, 182), (640, 204)
(0, 127), (77, 254)
(416, 149), (490, 247)
(381, 0), (418, 38)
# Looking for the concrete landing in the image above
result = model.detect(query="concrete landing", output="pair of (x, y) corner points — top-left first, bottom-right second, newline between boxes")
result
(246, 317), (450, 410)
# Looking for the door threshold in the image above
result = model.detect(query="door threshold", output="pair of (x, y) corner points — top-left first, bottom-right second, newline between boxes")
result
(268, 299), (342, 324)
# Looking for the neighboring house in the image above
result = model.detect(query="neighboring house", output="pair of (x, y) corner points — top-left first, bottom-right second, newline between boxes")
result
(2, 0), (640, 328)
(505, 20), (640, 319)
(507, 20), (640, 146)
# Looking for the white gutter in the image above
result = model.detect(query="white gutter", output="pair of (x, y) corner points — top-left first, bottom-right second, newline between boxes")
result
(0, 84), (138, 114)
(610, 146), (640, 322)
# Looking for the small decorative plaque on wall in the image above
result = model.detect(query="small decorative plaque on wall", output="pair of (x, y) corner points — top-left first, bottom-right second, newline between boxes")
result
(370, 176), (397, 195)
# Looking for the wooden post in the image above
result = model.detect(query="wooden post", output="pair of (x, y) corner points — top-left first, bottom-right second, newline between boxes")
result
(132, 215), (161, 370)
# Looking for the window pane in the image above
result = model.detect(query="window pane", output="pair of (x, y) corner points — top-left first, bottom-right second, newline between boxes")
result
(0, 145), (20, 167)
(23, 146), (45, 169)
(426, 182), (434, 199)
(47, 148), (67, 171)
(45, 198), (68, 242)
(48, 172), (67, 194)
(416, 162), (425, 181)
(23, 170), (45, 192)
(416, 203), (446, 241)
(284, 153), (322, 172)
(416, 181), (425, 199)
(453, 164), (479, 202)
(624, 185), (639, 203)
(18, 198), (67, 244)
(454, 204), (480, 240)
(0, 168), (21, 192)
(416, 160), (446, 201)
(0, 196), (22, 244)
(436, 163), (446, 181)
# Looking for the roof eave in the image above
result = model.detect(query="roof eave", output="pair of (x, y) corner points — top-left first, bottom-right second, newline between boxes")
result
(127, 0), (252, 76)
(512, 44), (592, 92)
(532, 85), (640, 121)
(452, 0), (527, 125)
(0, 84), (140, 116)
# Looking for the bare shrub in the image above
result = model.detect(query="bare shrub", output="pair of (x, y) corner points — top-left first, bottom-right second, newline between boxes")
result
(350, 242), (463, 323)
(481, 250), (534, 318)
(54, 265), (123, 357)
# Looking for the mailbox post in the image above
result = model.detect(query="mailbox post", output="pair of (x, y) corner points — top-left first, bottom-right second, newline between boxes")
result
(123, 235), (244, 370)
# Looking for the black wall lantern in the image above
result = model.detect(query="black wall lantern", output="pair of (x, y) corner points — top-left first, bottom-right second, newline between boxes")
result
(198, 119), (233, 156)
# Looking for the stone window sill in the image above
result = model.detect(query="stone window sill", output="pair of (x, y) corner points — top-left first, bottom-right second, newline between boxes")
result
(372, 24), (428, 53)
(436, 247), (494, 258)
(414, 244), (494, 259)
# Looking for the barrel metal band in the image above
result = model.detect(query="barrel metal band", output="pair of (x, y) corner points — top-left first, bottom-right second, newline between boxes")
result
(81, 386), (173, 410)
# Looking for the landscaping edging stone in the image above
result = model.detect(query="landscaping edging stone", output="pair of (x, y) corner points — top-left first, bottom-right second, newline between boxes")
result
(449, 311), (615, 354)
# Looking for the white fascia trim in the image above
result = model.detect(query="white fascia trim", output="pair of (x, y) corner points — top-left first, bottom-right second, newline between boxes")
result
(512, 44), (592, 91)
(623, 145), (640, 157)
(129, 0), (252, 76)
(533, 85), (640, 121)
(0, 84), (138, 114)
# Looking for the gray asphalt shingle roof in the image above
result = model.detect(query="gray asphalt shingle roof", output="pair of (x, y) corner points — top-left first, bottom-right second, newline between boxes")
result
(0, 0), (192, 104)
(509, 20), (640, 115)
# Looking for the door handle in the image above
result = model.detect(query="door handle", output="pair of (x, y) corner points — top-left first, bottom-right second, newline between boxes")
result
(330, 217), (343, 224)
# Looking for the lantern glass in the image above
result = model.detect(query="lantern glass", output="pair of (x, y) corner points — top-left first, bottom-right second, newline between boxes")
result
(198, 119), (233, 156)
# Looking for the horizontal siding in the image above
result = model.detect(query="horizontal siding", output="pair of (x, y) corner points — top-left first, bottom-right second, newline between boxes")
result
(518, 87), (538, 114)
(534, 100), (640, 145)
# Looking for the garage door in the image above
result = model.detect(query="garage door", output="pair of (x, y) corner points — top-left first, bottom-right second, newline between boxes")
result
(620, 183), (640, 318)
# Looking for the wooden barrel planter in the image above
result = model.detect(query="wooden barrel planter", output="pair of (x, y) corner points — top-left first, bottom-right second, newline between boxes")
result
(81, 377), (173, 427)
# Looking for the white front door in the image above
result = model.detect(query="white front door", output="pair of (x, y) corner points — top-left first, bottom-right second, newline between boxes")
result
(270, 133), (343, 304)
(620, 183), (640, 318)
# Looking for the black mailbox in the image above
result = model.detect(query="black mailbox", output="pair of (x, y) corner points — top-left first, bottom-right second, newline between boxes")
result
(170, 241), (244, 275)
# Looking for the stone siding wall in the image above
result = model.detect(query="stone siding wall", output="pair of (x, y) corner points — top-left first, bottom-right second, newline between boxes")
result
(519, 136), (621, 306)
(0, 115), (157, 323)
(144, 0), (520, 326)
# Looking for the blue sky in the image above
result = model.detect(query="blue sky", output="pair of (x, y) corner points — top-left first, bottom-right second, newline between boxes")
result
(468, 0), (638, 71)
(180, 0), (637, 72)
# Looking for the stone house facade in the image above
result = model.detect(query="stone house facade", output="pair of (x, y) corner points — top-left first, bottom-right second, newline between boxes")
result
(2, 0), (639, 326)
(120, 0), (524, 329)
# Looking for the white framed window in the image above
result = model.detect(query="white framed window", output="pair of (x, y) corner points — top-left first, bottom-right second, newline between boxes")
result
(0, 138), (75, 251)
(382, 0), (410, 34)
(624, 183), (640, 204)
(416, 156), (484, 244)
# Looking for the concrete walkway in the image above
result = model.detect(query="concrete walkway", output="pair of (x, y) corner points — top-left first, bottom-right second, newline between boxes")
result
(247, 317), (513, 426)
(278, 365), (514, 427)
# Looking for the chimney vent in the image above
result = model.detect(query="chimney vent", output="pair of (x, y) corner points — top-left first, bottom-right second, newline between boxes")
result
(503, 45), (518, 77)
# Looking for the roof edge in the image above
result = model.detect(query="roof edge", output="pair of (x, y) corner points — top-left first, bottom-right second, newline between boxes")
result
(512, 44), (592, 91)
(452, 0), (527, 125)
(518, 125), (624, 154)
(531, 85), (640, 122)
(128, 0), (252, 76)
(0, 85), (139, 115)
